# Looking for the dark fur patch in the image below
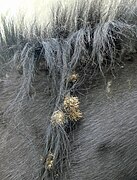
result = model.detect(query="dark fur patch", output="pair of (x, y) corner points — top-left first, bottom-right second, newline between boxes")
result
(1, 0), (137, 180)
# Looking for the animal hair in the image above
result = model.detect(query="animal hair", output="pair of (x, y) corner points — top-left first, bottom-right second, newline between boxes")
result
(1, 0), (137, 180)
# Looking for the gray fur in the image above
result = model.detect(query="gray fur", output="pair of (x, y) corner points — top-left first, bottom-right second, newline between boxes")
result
(1, 0), (137, 179)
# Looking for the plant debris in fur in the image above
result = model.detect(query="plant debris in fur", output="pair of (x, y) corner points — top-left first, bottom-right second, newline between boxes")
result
(1, 0), (137, 179)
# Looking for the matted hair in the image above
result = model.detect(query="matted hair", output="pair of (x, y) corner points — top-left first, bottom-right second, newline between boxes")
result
(1, 0), (137, 179)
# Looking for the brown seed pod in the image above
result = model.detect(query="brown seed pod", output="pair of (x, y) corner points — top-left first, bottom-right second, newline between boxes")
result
(45, 153), (54, 170)
(64, 96), (82, 121)
(51, 110), (65, 125)
(64, 96), (79, 109)
(68, 72), (78, 83)
(67, 108), (82, 121)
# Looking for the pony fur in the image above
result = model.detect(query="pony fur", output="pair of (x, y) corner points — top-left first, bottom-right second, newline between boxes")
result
(1, 0), (137, 180)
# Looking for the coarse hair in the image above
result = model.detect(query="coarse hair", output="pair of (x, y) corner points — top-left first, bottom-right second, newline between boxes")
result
(1, 0), (137, 179)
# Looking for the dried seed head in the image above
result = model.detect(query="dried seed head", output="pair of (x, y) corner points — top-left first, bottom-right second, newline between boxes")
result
(51, 110), (65, 125)
(45, 153), (54, 170)
(68, 72), (78, 83)
(64, 96), (80, 109)
(64, 96), (82, 121)
(67, 108), (82, 121)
